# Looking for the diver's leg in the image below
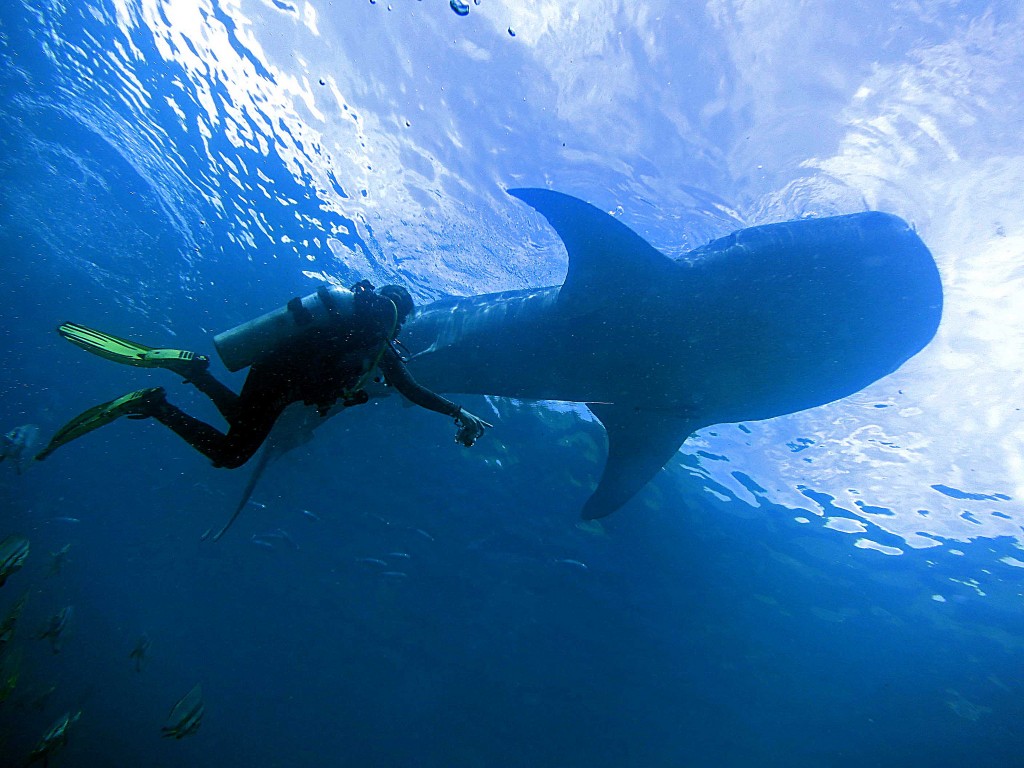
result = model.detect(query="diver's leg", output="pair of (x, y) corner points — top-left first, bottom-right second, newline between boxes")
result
(151, 399), (282, 469)
(152, 372), (290, 468)
(184, 367), (242, 423)
(149, 402), (231, 465)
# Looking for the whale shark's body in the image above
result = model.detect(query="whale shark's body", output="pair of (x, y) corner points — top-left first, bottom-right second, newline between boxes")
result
(231, 189), (942, 528)
(398, 189), (943, 519)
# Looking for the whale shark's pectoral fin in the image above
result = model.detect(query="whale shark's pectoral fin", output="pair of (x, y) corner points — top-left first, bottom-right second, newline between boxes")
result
(583, 404), (699, 520)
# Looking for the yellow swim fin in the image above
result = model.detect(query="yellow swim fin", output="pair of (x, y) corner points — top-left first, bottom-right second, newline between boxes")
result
(58, 322), (208, 377)
(36, 387), (166, 461)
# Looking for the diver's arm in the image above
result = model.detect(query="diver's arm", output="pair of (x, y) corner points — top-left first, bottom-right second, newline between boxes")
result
(378, 346), (461, 417)
(378, 345), (492, 446)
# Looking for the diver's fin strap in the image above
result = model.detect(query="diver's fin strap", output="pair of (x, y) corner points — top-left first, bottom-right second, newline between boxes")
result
(136, 349), (206, 365)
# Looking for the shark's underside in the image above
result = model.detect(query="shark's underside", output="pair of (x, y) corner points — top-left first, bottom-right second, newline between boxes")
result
(399, 189), (944, 519)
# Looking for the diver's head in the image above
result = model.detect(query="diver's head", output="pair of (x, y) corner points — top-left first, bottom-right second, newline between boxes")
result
(378, 284), (415, 325)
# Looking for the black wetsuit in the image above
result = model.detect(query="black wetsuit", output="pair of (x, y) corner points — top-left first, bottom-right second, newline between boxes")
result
(152, 289), (460, 468)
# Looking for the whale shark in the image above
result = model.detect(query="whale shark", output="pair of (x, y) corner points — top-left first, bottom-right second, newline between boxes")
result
(224, 188), (942, 531)
(398, 189), (944, 520)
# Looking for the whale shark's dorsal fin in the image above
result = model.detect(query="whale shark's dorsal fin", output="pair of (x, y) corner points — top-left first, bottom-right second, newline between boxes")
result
(508, 188), (677, 308)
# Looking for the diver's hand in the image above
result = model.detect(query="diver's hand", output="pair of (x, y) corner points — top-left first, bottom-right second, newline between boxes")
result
(454, 408), (492, 447)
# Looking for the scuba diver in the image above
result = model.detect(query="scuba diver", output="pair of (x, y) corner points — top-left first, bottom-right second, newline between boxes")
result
(37, 281), (491, 465)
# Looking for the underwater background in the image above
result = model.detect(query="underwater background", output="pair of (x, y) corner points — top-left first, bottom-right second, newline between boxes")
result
(2, 1), (1024, 766)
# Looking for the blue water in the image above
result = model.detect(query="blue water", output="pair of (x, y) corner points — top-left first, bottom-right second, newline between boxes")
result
(3, 1), (1024, 766)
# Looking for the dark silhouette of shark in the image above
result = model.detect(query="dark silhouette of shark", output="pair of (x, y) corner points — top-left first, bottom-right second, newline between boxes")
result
(399, 189), (943, 520)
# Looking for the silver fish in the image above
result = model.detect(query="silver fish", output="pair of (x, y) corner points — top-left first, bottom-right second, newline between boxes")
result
(0, 535), (29, 587)
(129, 633), (152, 673)
(27, 710), (81, 764)
(162, 682), (204, 739)
(29, 684), (57, 711)
(0, 592), (28, 653)
(37, 606), (72, 654)
(269, 528), (299, 550)
(0, 647), (21, 705)
(553, 558), (589, 570)
(253, 529), (299, 550)
(1, 424), (39, 474)
(48, 544), (71, 577)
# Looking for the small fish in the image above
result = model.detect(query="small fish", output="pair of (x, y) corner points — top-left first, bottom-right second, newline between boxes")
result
(412, 528), (435, 542)
(199, 528), (212, 542)
(52, 516), (81, 524)
(129, 633), (152, 673)
(248, 500), (267, 509)
(388, 552), (411, 559)
(381, 571), (408, 579)
(553, 558), (589, 570)
(253, 529), (299, 550)
(1, 424), (40, 474)
(0, 535), (30, 587)
(27, 709), (81, 764)
(0, 648), (21, 705)
(30, 684), (57, 711)
(574, 519), (608, 538)
(251, 537), (275, 550)
(0, 593), (28, 652)
(356, 557), (388, 567)
(161, 683), (204, 739)
(37, 606), (72, 654)
(270, 528), (299, 550)
(48, 543), (71, 577)
(300, 509), (320, 521)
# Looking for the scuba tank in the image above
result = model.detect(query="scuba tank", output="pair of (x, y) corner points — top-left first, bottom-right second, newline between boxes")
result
(213, 285), (356, 372)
